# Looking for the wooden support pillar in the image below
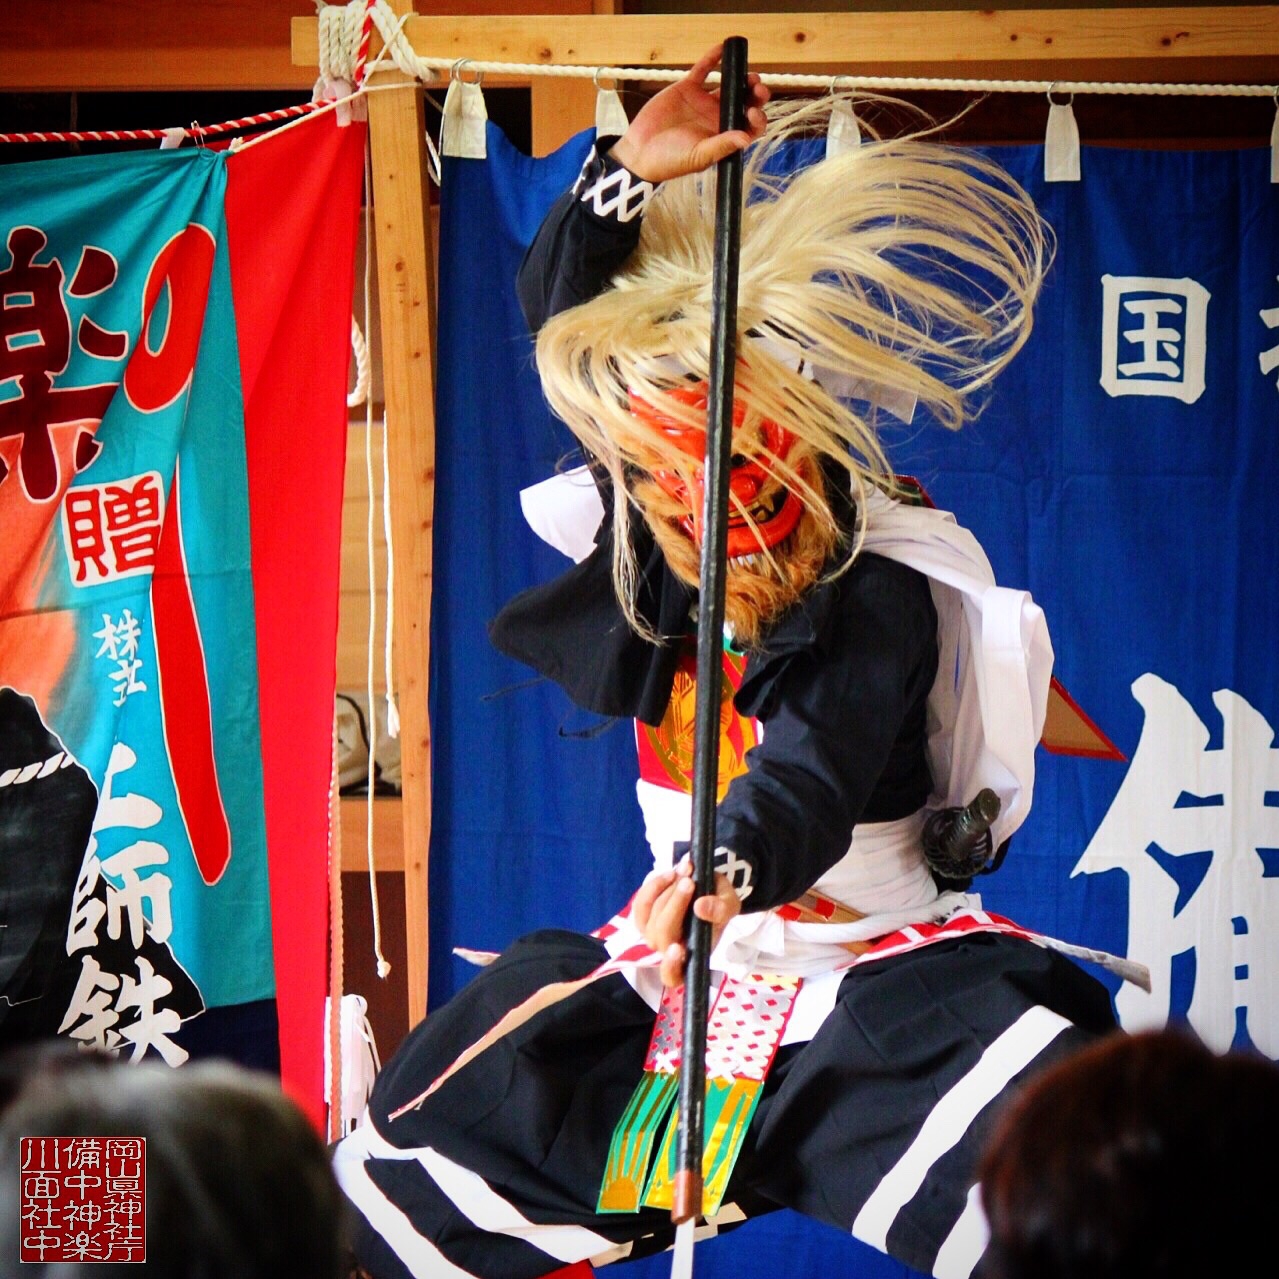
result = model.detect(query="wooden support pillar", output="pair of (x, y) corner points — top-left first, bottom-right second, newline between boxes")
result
(364, 34), (437, 1029)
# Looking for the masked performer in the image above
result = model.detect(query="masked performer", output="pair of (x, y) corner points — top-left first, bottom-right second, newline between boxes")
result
(334, 46), (1137, 1279)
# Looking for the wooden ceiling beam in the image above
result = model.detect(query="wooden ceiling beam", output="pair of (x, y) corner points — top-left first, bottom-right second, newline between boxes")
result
(5, 0), (310, 92)
(291, 7), (1279, 86)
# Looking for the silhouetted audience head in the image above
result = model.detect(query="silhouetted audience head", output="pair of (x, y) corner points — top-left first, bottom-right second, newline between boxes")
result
(978, 1026), (1279, 1279)
(0, 1042), (351, 1278)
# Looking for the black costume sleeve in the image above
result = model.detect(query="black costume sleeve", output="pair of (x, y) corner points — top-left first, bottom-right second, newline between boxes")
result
(487, 516), (694, 727)
(507, 141), (940, 912)
(684, 554), (940, 912)
(516, 138), (655, 333)
(495, 136), (694, 726)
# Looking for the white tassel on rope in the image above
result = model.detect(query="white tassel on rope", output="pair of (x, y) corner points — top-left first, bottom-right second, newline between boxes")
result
(1270, 92), (1278, 183)
(825, 83), (862, 158)
(594, 71), (631, 138)
(314, 0), (367, 122)
(320, 76), (368, 128)
(441, 62), (488, 159)
(1044, 88), (1081, 182)
(324, 993), (382, 1136)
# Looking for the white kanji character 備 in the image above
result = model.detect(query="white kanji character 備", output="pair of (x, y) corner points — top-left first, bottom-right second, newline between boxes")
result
(1073, 673), (1279, 1056)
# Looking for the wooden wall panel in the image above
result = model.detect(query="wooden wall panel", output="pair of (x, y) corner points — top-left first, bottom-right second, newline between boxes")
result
(339, 425), (391, 700)
(2, 0), (606, 92)
(5, 0), (314, 91)
(337, 589), (392, 697)
(341, 868), (410, 1061)
(340, 796), (404, 873)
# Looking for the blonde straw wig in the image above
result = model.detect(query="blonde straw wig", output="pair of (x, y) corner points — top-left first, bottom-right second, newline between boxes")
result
(534, 93), (1050, 640)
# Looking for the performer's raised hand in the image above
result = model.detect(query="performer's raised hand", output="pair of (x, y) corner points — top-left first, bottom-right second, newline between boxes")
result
(631, 856), (742, 988)
(609, 42), (770, 184)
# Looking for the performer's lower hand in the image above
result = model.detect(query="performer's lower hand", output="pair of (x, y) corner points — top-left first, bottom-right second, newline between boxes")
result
(609, 43), (769, 184)
(632, 857), (741, 988)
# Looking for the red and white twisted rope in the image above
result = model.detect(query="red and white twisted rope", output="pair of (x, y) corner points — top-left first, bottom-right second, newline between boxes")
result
(352, 0), (380, 87)
(0, 102), (319, 147)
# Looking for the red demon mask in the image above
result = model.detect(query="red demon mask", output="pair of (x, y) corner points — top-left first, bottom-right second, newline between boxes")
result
(626, 379), (804, 560)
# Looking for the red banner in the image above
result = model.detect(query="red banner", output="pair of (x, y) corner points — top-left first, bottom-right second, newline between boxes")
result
(225, 116), (365, 1128)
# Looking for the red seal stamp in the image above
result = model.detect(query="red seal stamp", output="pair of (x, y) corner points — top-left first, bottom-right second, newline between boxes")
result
(19, 1137), (145, 1263)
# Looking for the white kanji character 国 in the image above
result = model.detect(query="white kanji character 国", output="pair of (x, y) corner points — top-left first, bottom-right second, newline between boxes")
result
(1099, 275), (1210, 403)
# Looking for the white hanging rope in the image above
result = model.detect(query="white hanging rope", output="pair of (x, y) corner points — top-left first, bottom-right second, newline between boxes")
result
(348, 316), (371, 409)
(315, 0), (1276, 99)
(422, 124), (444, 187)
(380, 414), (400, 743)
(358, 133), (392, 982)
(318, 0), (436, 87)
(423, 60), (1279, 99)
(316, 0), (368, 85)
(230, 81), (381, 154)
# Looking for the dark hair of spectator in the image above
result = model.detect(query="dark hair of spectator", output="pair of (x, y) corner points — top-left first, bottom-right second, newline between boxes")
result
(978, 1026), (1279, 1279)
(0, 1041), (351, 1278)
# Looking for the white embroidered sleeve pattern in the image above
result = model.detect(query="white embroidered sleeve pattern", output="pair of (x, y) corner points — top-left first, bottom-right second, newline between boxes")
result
(572, 144), (656, 224)
(714, 845), (755, 901)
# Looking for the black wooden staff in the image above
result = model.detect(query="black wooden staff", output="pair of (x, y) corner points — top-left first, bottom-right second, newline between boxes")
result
(671, 33), (750, 1230)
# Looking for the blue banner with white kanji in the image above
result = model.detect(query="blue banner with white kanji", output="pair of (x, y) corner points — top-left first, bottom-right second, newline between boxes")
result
(430, 125), (1278, 1279)
(921, 144), (1279, 1059)
(0, 147), (272, 1061)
